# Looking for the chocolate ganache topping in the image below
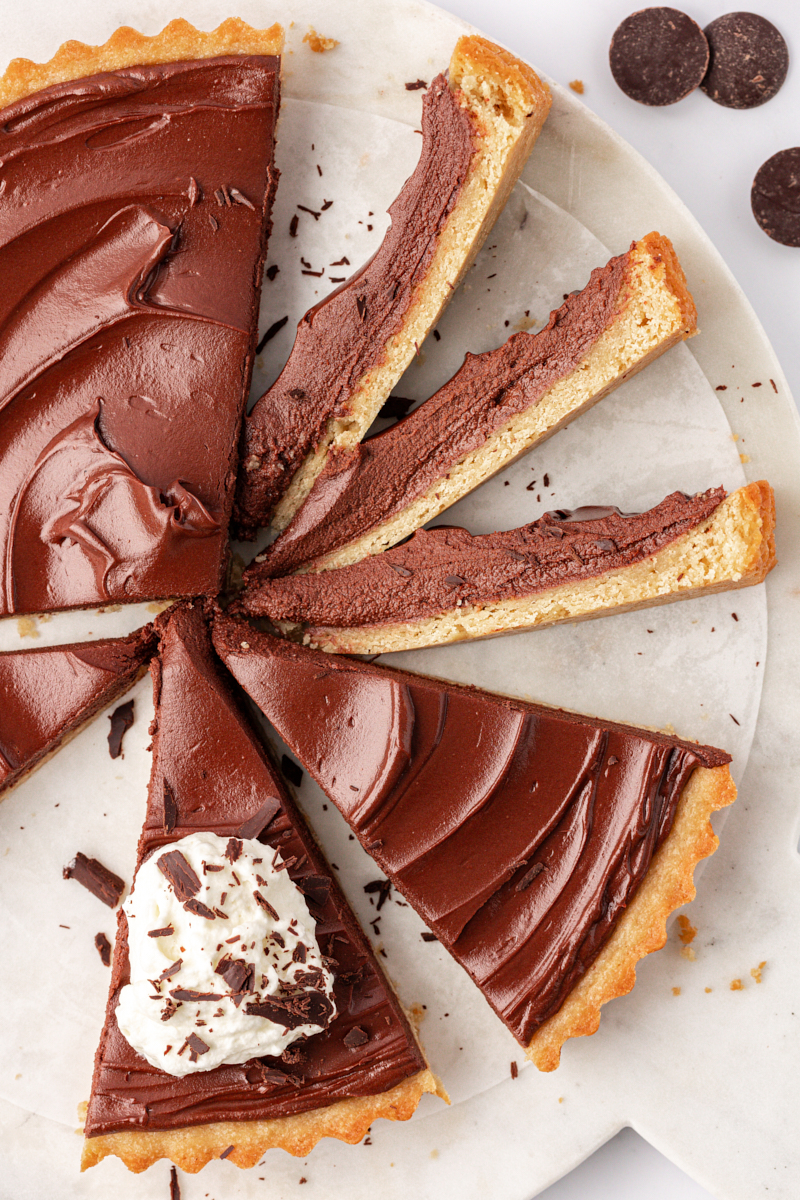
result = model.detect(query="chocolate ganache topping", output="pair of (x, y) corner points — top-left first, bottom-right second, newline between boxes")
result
(255, 246), (632, 576)
(238, 487), (726, 627)
(84, 605), (424, 1138)
(235, 72), (476, 535)
(0, 624), (156, 795)
(0, 56), (279, 615)
(213, 620), (731, 1046)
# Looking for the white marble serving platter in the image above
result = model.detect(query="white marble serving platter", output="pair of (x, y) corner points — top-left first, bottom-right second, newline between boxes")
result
(0, 2), (798, 1198)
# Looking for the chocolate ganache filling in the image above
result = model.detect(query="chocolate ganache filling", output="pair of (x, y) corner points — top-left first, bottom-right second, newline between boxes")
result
(0, 56), (279, 615)
(84, 606), (424, 1138)
(0, 625), (155, 795)
(255, 247), (632, 576)
(239, 487), (726, 627)
(235, 72), (476, 535)
(212, 621), (731, 1046)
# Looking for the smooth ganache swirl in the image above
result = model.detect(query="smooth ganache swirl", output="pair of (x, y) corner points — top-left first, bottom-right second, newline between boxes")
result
(235, 72), (476, 535)
(0, 56), (280, 615)
(212, 623), (731, 1046)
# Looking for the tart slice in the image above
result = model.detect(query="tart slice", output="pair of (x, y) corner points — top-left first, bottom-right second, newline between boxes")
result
(251, 233), (697, 576)
(0, 625), (156, 799)
(82, 604), (441, 1173)
(0, 20), (282, 617)
(237, 482), (775, 655)
(212, 617), (736, 1071)
(234, 36), (552, 537)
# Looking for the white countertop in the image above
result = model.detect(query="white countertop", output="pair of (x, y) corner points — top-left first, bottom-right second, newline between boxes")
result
(433, 1), (799, 1196)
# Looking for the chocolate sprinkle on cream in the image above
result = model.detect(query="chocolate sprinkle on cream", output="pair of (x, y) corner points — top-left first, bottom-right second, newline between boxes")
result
(224, 837), (243, 864)
(182, 1032), (210, 1062)
(169, 988), (224, 1002)
(148, 925), (175, 939)
(94, 932), (112, 966)
(63, 853), (125, 908)
(253, 891), (280, 920)
(157, 851), (202, 902)
(107, 700), (134, 759)
(183, 898), (217, 920)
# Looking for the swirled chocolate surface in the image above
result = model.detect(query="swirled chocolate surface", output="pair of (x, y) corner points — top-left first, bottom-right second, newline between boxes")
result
(84, 605), (424, 1138)
(213, 619), (730, 1046)
(235, 73), (476, 536)
(0, 624), (156, 795)
(250, 247), (632, 576)
(238, 487), (726, 627)
(0, 56), (279, 615)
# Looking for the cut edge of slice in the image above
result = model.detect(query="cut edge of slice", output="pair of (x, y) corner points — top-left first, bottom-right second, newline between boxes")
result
(280, 480), (775, 654)
(266, 35), (552, 533)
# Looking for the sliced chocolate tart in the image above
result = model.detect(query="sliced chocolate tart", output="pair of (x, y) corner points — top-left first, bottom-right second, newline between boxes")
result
(237, 481), (775, 655)
(82, 604), (441, 1172)
(0, 625), (155, 799)
(234, 35), (552, 537)
(251, 233), (697, 576)
(0, 19), (282, 618)
(212, 617), (736, 1071)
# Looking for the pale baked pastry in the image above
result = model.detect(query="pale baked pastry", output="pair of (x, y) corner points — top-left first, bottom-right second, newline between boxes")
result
(234, 35), (552, 537)
(82, 605), (442, 1173)
(0, 19), (282, 617)
(0, 626), (155, 799)
(236, 481), (775, 655)
(252, 233), (698, 577)
(212, 616), (736, 1071)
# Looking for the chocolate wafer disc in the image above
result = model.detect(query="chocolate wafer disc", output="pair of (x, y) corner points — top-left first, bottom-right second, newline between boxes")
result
(702, 12), (788, 109)
(609, 7), (709, 106)
(751, 148), (800, 247)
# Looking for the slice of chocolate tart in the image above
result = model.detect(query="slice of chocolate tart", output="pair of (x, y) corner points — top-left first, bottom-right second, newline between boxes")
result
(234, 36), (552, 537)
(250, 233), (697, 576)
(212, 617), (736, 1072)
(0, 20), (282, 617)
(0, 625), (156, 799)
(82, 604), (441, 1173)
(236, 481), (775, 655)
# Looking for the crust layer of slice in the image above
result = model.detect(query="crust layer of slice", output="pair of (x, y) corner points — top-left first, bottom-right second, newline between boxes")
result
(0, 17), (284, 108)
(265, 482), (774, 654)
(238, 35), (551, 535)
(527, 763), (736, 1069)
(266, 232), (698, 574)
(81, 1067), (442, 1172)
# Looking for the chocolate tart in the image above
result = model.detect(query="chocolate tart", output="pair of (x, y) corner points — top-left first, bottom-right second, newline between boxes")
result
(82, 604), (441, 1172)
(212, 617), (736, 1071)
(237, 482), (775, 655)
(0, 19), (282, 618)
(252, 233), (698, 576)
(0, 625), (155, 799)
(234, 35), (552, 537)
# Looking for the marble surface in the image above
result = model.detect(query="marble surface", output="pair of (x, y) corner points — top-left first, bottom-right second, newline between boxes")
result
(0, 2), (798, 1198)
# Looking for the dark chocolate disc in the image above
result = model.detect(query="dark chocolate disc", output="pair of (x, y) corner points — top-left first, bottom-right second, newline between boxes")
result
(751, 148), (800, 247)
(609, 7), (709, 106)
(701, 12), (788, 109)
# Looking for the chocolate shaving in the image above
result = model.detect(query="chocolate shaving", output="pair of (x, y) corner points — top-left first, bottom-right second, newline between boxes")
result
(224, 837), (242, 863)
(265, 264), (279, 281)
(94, 932), (112, 966)
(170, 988), (224, 1002)
(343, 1026), (369, 1048)
(237, 796), (281, 839)
(107, 700), (134, 759)
(321, 199), (333, 210)
(364, 878), (392, 911)
(220, 1145), (235, 1160)
(281, 754), (304, 787)
(148, 925), (175, 938)
(299, 875), (331, 907)
(183, 898), (216, 920)
(331, 256), (350, 266)
(157, 851), (201, 901)
(288, 387), (306, 400)
(161, 999), (180, 1022)
(257, 316), (289, 353)
(301, 268), (325, 277)
(405, 79), (428, 90)
(245, 989), (334, 1029)
(292, 942), (308, 963)
(63, 853), (125, 908)
(297, 204), (321, 220)
(187, 176), (201, 206)
(208, 213), (219, 232)
(215, 956), (255, 995)
(510, 1060), (519, 1079)
(421, 931), (438, 942)
(356, 295), (367, 320)
(387, 563), (413, 577)
(182, 1032), (210, 1061)
(162, 781), (178, 833)
(254, 891), (280, 920)
(516, 862), (545, 892)
(229, 186), (255, 209)
(158, 958), (183, 982)
(170, 1164), (181, 1200)
(444, 575), (465, 587)
(289, 214), (299, 237)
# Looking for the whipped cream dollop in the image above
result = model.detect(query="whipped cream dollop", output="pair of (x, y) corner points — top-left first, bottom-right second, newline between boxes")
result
(116, 831), (336, 1076)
